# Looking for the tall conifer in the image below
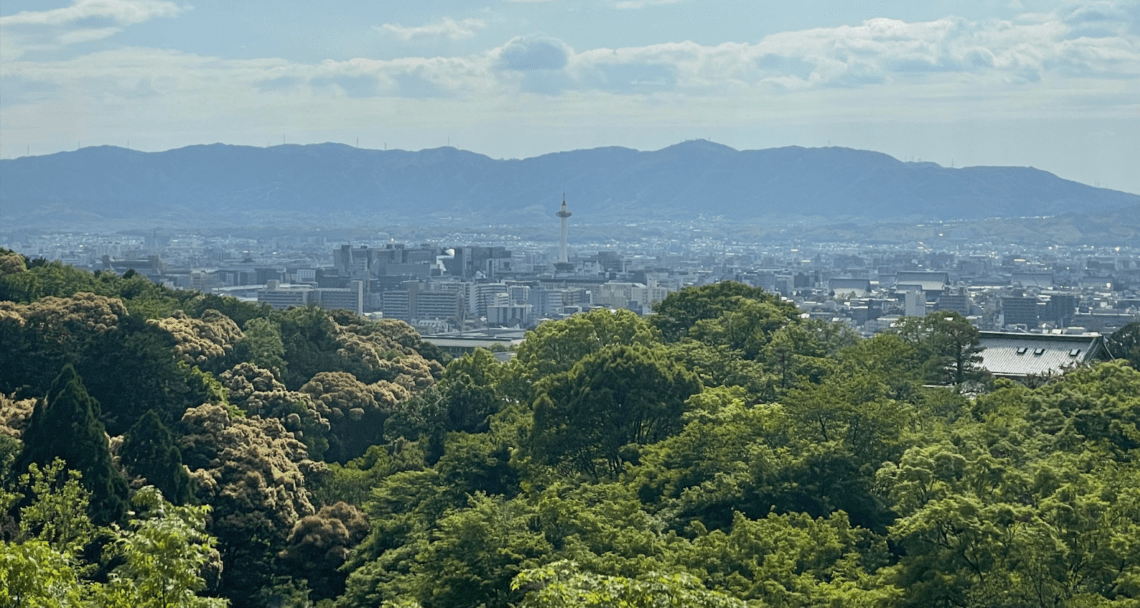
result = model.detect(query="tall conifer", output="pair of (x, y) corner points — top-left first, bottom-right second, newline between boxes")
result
(120, 410), (194, 505)
(14, 364), (128, 525)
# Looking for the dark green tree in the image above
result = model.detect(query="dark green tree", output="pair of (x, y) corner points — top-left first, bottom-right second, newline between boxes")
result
(530, 344), (701, 477)
(121, 410), (195, 506)
(13, 364), (128, 525)
(438, 349), (505, 435)
(1107, 321), (1140, 369)
(231, 317), (288, 378)
(504, 307), (660, 404)
(896, 311), (986, 387)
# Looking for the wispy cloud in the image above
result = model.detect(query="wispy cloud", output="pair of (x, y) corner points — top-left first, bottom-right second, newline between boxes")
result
(0, 0), (185, 59)
(0, 0), (184, 27)
(6, 3), (1138, 105)
(2, 0), (1137, 154)
(375, 17), (486, 41)
(614, 0), (688, 9)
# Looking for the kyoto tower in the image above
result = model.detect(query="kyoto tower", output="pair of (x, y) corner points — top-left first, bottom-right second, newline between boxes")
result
(556, 195), (572, 266)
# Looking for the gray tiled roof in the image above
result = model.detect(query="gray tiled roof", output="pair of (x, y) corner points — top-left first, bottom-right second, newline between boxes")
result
(977, 332), (1105, 378)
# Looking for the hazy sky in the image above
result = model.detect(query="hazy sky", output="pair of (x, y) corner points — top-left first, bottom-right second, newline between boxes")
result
(2, 0), (1138, 193)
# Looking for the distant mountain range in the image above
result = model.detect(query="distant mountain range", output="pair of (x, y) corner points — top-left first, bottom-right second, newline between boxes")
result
(2, 141), (1137, 231)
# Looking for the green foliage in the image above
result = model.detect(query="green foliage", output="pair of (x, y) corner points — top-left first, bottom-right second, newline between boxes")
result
(895, 311), (987, 387)
(7, 272), (1140, 608)
(513, 560), (754, 608)
(414, 493), (552, 608)
(763, 319), (857, 389)
(529, 344), (701, 478)
(101, 486), (227, 608)
(234, 317), (288, 378)
(1108, 321), (1140, 370)
(0, 258), (184, 318)
(13, 365), (128, 526)
(278, 502), (369, 601)
(668, 510), (894, 606)
(688, 296), (803, 360)
(279, 306), (353, 390)
(667, 340), (777, 401)
(12, 460), (96, 558)
(313, 442), (427, 508)
(0, 539), (84, 608)
(651, 281), (799, 343)
(437, 349), (506, 434)
(504, 308), (660, 402)
(121, 411), (195, 506)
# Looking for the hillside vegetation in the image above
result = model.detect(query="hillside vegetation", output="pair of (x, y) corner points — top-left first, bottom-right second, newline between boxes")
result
(2, 248), (1140, 608)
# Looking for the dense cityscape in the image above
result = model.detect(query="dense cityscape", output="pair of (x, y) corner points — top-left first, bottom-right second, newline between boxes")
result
(6, 213), (1137, 340)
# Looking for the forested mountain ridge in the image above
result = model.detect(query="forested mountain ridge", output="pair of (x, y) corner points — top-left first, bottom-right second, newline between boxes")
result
(3, 141), (1137, 229)
(3, 247), (1140, 607)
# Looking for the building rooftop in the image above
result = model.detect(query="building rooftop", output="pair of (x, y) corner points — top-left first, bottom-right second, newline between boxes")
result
(977, 331), (1106, 379)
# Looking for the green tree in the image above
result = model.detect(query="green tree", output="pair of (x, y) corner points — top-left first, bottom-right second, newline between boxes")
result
(121, 410), (195, 506)
(688, 297), (799, 359)
(101, 486), (227, 608)
(504, 308), (660, 403)
(0, 539), (84, 608)
(651, 282), (799, 343)
(411, 493), (552, 608)
(896, 311), (986, 387)
(278, 501), (368, 601)
(530, 344), (701, 478)
(278, 306), (348, 390)
(1107, 321), (1140, 370)
(513, 561), (752, 608)
(177, 402), (319, 607)
(233, 317), (288, 378)
(13, 365), (128, 526)
(437, 349), (506, 434)
(761, 319), (857, 390)
(12, 460), (96, 558)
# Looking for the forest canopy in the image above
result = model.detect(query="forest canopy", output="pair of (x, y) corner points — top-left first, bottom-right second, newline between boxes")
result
(2, 249), (1139, 608)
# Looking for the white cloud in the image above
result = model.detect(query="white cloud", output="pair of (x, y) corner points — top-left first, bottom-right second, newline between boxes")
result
(0, 0), (185, 59)
(375, 17), (486, 41)
(0, 0), (184, 27)
(2, 0), (1137, 154)
(56, 27), (123, 45)
(5, 2), (1137, 105)
(548, 6), (1139, 93)
(496, 34), (572, 70)
(614, 0), (688, 9)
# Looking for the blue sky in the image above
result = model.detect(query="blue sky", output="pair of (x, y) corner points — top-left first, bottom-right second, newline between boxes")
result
(2, 0), (1138, 194)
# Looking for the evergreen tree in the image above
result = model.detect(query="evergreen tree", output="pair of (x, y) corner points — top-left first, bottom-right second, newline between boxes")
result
(121, 410), (194, 506)
(13, 364), (128, 525)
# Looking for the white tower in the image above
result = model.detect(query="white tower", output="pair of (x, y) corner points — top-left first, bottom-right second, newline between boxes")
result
(556, 195), (572, 264)
(904, 286), (926, 318)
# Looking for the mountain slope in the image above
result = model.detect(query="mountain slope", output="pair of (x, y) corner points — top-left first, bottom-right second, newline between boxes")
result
(2, 141), (1135, 230)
